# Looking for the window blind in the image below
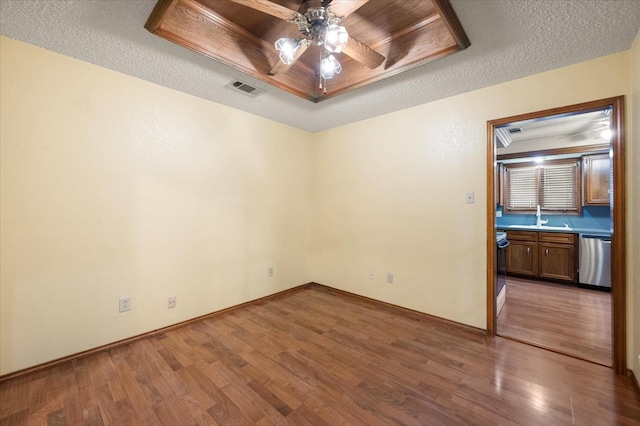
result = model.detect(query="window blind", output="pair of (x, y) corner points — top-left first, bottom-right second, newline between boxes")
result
(540, 163), (579, 211)
(504, 159), (581, 213)
(506, 167), (537, 209)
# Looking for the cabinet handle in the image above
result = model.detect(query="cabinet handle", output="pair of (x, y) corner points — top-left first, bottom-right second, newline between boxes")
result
(527, 247), (530, 254)
(545, 248), (549, 256)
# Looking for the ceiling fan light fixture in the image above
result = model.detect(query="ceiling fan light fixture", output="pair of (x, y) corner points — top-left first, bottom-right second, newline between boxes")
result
(275, 38), (303, 65)
(324, 24), (348, 53)
(320, 52), (341, 79)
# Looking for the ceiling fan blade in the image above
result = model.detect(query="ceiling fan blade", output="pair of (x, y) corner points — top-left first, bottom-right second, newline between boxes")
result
(329, 0), (370, 17)
(269, 42), (310, 75)
(226, 0), (295, 21)
(342, 36), (385, 69)
(561, 126), (609, 139)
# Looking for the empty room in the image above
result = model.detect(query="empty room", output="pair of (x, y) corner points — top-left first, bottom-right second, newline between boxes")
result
(1, 0), (640, 424)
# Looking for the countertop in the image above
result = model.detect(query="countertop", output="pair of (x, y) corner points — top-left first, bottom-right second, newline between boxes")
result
(497, 225), (611, 236)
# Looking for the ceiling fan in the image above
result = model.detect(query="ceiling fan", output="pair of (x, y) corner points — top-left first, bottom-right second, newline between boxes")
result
(560, 120), (612, 142)
(228, 0), (385, 90)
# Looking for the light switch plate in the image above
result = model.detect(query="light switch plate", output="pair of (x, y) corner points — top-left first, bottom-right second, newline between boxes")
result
(119, 297), (131, 313)
(466, 192), (474, 204)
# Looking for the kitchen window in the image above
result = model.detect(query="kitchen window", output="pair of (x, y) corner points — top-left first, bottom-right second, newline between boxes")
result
(503, 159), (581, 213)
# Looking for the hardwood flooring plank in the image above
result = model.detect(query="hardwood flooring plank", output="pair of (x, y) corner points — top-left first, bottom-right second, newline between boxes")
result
(220, 383), (265, 423)
(1, 284), (637, 425)
(286, 403), (335, 426)
(0, 409), (29, 426)
(94, 385), (119, 424)
(81, 405), (105, 426)
(152, 395), (197, 426)
(246, 379), (293, 417)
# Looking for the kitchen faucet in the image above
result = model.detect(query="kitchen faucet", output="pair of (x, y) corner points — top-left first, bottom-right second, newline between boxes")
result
(536, 205), (548, 228)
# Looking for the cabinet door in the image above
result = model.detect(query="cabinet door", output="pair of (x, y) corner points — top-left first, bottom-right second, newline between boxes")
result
(539, 243), (576, 282)
(507, 241), (537, 276)
(584, 154), (610, 205)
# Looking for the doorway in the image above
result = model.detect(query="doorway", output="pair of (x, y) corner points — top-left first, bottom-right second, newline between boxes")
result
(485, 96), (627, 374)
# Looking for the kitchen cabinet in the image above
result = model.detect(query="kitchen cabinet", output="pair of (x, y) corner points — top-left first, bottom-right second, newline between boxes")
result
(505, 230), (577, 282)
(583, 154), (610, 205)
(538, 232), (576, 282)
(539, 244), (575, 281)
(507, 241), (537, 276)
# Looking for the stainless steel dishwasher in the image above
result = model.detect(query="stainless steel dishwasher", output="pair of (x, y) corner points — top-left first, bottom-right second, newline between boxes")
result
(579, 234), (611, 290)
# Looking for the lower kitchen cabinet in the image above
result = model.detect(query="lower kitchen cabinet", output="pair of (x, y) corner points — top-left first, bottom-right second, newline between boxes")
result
(505, 230), (577, 283)
(507, 241), (537, 276)
(539, 243), (575, 281)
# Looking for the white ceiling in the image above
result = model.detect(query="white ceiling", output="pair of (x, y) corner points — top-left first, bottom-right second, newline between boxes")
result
(496, 108), (612, 156)
(1, 0), (639, 133)
(507, 110), (611, 143)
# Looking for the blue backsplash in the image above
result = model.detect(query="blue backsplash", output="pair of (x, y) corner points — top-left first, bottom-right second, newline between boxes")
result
(496, 206), (611, 232)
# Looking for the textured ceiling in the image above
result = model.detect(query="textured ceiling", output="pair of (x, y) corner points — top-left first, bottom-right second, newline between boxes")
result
(1, 0), (639, 133)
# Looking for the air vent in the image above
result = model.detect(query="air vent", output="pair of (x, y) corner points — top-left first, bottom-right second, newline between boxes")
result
(226, 80), (264, 97)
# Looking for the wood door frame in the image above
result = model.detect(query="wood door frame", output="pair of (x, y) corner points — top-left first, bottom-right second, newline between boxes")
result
(486, 96), (626, 374)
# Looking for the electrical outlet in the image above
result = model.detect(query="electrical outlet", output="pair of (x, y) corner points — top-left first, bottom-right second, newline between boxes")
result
(369, 270), (374, 280)
(268, 267), (274, 278)
(386, 273), (394, 284)
(119, 297), (131, 313)
(167, 296), (176, 309)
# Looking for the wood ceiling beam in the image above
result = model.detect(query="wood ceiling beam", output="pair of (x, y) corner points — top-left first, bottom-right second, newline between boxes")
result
(342, 36), (385, 69)
(226, 0), (295, 21)
(145, 0), (181, 32)
(270, 42), (310, 75)
(329, 0), (370, 18)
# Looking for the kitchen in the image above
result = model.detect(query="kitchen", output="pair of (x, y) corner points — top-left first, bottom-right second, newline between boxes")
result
(493, 105), (614, 366)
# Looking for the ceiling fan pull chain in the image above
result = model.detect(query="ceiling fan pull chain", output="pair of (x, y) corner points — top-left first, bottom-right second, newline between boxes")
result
(318, 48), (323, 90)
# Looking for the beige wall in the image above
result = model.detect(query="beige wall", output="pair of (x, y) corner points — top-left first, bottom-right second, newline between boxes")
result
(312, 52), (630, 330)
(0, 37), (314, 374)
(1, 35), (638, 376)
(630, 34), (640, 381)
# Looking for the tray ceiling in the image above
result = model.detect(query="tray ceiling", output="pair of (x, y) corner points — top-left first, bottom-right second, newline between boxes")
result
(1, 1), (639, 132)
(145, 0), (469, 101)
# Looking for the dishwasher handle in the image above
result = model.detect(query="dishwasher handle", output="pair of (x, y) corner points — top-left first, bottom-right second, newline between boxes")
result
(581, 235), (611, 242)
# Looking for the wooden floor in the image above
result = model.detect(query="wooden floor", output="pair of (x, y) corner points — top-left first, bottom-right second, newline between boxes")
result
(497, 276), (612, 366)
(2, 284), (638, 425)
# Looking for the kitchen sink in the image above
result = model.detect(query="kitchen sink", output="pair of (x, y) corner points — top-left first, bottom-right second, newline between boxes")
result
(507, 224), (573, 231)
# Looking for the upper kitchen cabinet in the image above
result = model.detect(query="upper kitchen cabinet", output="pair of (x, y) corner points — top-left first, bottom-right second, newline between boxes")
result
(583, 153), (611, 205)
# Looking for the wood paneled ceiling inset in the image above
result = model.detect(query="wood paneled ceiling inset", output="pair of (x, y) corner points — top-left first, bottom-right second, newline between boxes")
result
(146, 0), (470, 102)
